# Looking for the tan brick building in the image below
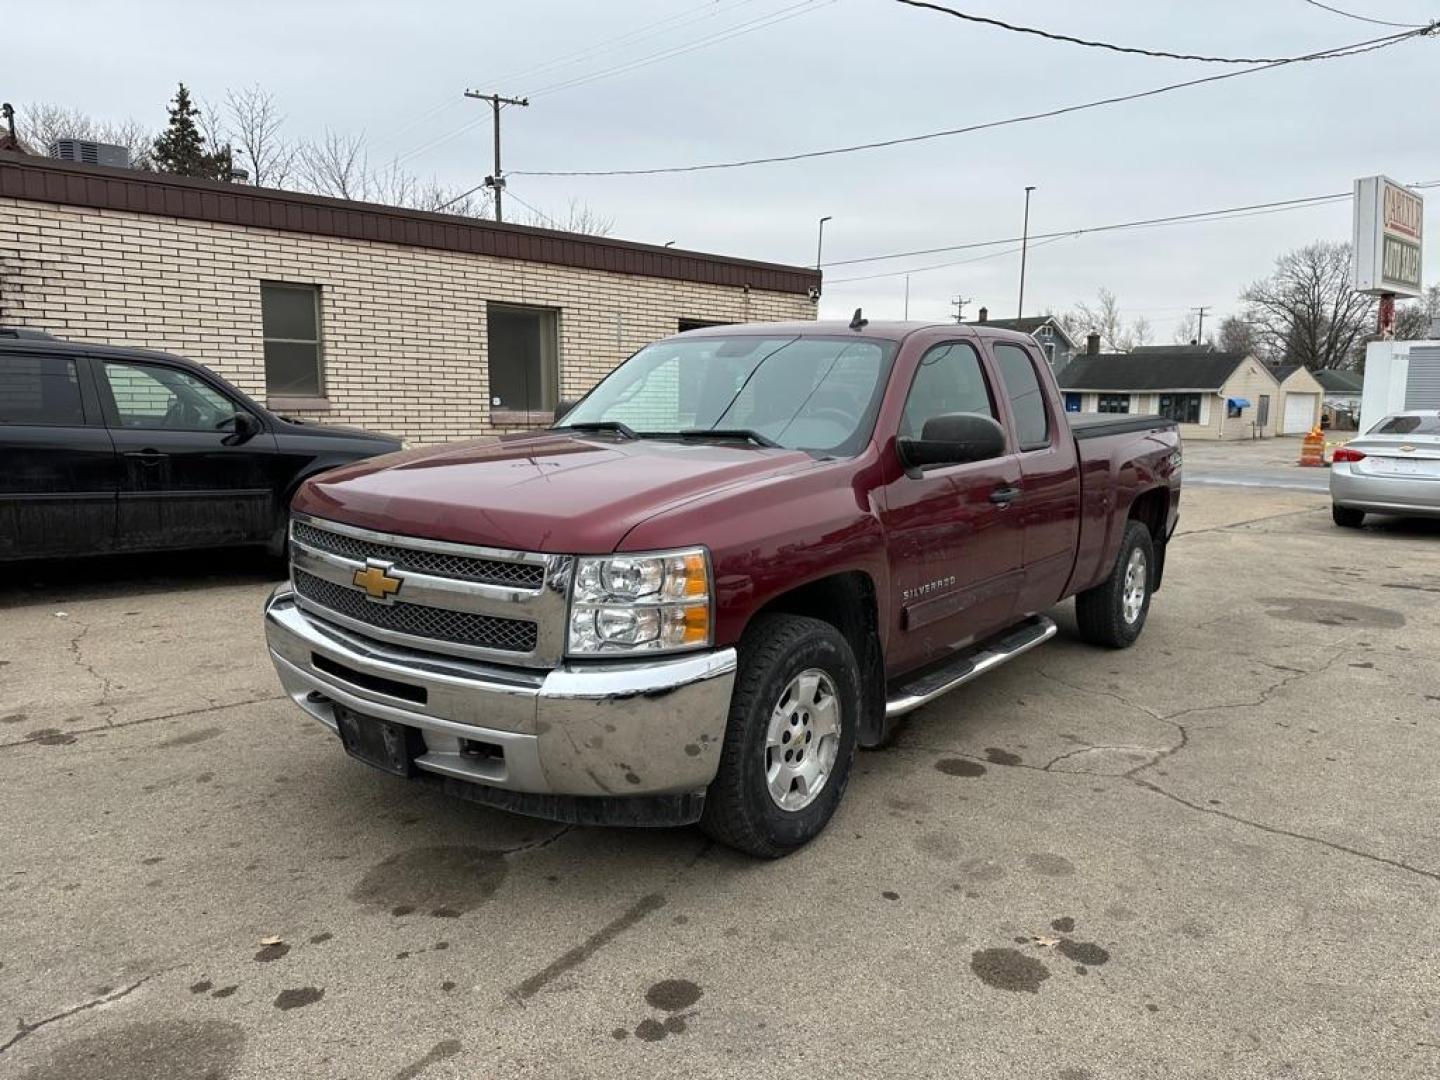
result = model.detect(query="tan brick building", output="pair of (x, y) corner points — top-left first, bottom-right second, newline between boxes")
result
(0, 153), (818, 444)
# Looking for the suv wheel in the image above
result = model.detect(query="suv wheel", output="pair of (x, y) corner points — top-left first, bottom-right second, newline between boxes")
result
(1075, 520), (1154, 649)
(701, 614), (859, 858)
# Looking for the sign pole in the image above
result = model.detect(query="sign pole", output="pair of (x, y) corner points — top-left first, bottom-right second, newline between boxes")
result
(1377, 293), (1396, 340)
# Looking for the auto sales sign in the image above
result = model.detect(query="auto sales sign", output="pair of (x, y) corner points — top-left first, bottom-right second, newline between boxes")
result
(1353, 175), (1424, 297)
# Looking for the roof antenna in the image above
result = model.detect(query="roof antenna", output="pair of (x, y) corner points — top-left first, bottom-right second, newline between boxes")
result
(849, 307), (868, 331)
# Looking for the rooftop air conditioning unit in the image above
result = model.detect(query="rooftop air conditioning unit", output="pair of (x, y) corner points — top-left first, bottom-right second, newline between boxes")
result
(49, 139), (132, 169)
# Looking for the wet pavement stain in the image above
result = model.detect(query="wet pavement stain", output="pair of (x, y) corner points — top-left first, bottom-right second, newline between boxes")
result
(882, 890), (900, 901)
(391, 1038), (462, 1080)
(1, 712), (26, 724)
(914, 832), (966, 860)
(254, 942), (290, 963)
(1260, 597), (1405, 629)
(189, 979), (213, 994)
(645, 979), (702, 1012)
(211, 985), (239, 999)
(273, 986), (324, 1010)
(956, 856), (1007, 882)
(16, 1019), (245, 1080)
(1025, 853), (1076, 877)
(970, 947), (1050, 993)
(351, 847), (507, 917)
(611, 1027), (629, 1040)
(158, 726), (223, 748)
(634, 1018), (668, 1042)
(25, 729), (76, 746)
(984, 748), (1023, 766)
(1056, 939), (1110, 966)
(1051, 916), (1076, 933)
(308, 932), (333, 944)
(935, 758), (986, 778)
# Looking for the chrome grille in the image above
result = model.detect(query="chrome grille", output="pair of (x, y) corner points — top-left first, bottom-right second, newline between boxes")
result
(292, 521), (545, 589)
(293, 570), (539, 654)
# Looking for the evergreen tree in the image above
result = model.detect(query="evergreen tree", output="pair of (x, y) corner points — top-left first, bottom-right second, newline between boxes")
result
(152, 83), (231, 180)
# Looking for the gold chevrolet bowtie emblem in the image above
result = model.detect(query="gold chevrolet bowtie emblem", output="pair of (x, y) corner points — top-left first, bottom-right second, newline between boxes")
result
(353, 561), (402, 603)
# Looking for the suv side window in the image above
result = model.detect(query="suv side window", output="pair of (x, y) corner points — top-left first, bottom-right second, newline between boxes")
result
(100, 361), (244, 432)
(992, 342), (1051, 451)
(0, 354), (86, 426)
(900, 342), (996, 441)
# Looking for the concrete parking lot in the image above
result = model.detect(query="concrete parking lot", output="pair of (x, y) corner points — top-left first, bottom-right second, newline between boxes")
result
(2, 485), (1438, 1080)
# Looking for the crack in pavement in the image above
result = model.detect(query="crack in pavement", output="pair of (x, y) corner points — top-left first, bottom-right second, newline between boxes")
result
(1134, 779), (1440, 885)
(500, 825), (575, 857)
(66, 621), (117, 727)
(0, 973), (160, 1056)
(0, 694), (286, 751)
(1175, 505), (1327, 537)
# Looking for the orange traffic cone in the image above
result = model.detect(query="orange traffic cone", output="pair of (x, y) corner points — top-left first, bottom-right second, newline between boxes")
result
(1299, 427), (1325, 467)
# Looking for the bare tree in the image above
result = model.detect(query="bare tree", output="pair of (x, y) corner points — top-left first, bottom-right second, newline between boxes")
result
(1393, 284), (1440, 341)
(1216, 315), (1258, 356)
(515, 196), (614, 236)
(225, 85), (296, 187)
(1054, 288), (1150, 352)
(297, 129), (369, 200)
(17, 102), (154, 167)
(1171, 312), (1199, 345)
(1240, 241), (1376, 370)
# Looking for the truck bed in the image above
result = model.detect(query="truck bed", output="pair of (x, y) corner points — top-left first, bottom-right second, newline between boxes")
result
(1068, 413), (1177, 439)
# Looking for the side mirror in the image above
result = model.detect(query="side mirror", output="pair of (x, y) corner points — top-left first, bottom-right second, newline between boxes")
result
(554, 399), (579, 423)
(897, 412), (1006, 476)
(220, 411), (259, 444)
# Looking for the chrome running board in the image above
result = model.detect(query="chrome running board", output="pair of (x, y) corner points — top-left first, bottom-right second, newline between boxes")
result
(885, 614), (1057, 719)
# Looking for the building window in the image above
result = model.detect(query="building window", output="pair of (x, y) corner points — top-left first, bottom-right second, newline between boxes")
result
(1227, 399), (1245, 418)
(1157, 393), (1201, 423)
(261, 283), (323, 399)
(1098, 393), (1130, 414)
(0, 355), (85, 426)
(487, 304), (559, 414)
(1062, 392), (1082, 413)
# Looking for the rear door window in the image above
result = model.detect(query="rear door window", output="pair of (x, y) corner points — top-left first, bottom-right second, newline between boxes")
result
(992, 342), (1051, 451)
(0, 354), (86, 426)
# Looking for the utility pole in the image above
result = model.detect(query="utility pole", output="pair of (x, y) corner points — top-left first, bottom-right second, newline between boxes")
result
(951, 295), (971, 324)
(1191, 305), (1211, 344)
(463, 90), (529, 223)
(1017, 185), (1036, 318)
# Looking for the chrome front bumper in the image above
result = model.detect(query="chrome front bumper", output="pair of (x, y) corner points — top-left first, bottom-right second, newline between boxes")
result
(264, 586), (737, 800)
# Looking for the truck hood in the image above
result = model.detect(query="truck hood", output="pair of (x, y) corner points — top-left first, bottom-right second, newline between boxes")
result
(291, 431), (819, 553)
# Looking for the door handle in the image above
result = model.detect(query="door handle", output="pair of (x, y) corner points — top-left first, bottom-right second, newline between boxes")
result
(124, 449), (168, 466)
(989, 485), (1021, 506)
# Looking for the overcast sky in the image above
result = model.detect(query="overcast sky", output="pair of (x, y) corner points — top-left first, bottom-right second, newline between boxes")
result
(8, 0), (1437, 335)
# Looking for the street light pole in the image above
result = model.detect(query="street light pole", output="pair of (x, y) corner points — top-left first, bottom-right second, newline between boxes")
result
(904, 273), (911, 320)
(816, 215), (832, 271)
(1017, 185), (1036, 318)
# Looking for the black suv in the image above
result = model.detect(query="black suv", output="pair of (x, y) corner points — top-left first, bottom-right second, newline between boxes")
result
(1, 329), (402, 561)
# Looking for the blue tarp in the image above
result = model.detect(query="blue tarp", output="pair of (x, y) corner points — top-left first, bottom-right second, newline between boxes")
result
(1227, 397), (1252, 408)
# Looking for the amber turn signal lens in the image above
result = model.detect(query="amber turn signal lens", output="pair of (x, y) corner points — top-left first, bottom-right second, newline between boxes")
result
(681, 603), (709, 645)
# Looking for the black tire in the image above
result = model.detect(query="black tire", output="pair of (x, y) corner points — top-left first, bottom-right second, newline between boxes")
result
(1075, 520), (1154, 649)
(1332, 504), (1365, 528)
(701, 614), (860, 858)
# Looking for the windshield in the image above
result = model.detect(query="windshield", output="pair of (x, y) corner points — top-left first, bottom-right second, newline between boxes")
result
(1370, 413), (1440, 436)
(556, 334), (896, 456)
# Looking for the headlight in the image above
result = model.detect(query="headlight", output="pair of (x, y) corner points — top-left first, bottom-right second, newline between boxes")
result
(568, 548), (712, 655)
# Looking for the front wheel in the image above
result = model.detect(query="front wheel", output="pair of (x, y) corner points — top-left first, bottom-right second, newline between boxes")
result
(701, 615), (860, 858)
(1075, 520), (1154, 649)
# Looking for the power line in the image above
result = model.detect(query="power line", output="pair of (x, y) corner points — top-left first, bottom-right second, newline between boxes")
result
(504, 188), (562, 229)
(510, 24), (1435, 177)
(1298, 0), (1429, 28)
(526, 0), (834, 98)
(895, 0), (1319, 63)
(821, 181), (1440, 281)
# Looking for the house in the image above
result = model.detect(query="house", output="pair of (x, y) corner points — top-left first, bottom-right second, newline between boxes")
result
(966, 308), (1076, 374)
(0, 152), (817, 445)
(1057, 338), (1284, 440)
(1312, 369), (1364, 429)
(1264, 364), (1325, 434)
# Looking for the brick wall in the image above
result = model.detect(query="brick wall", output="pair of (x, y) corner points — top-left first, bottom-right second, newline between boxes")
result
(0, 197), (814, 444)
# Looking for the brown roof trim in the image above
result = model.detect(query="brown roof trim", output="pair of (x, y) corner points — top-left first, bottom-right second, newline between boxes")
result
(0, 152), (821, 296)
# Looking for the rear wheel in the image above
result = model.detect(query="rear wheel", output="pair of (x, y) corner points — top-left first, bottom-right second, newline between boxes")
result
(1332, 504), (1365, 528)
(1075, 520), (1154, 649)
(701, 615), (859, 858)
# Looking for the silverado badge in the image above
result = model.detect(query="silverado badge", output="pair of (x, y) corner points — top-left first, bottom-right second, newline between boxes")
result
(353, 561), (403, 604)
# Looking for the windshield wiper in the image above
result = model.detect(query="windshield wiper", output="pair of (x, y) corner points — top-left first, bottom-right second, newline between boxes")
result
(678, 428), (782, 448)
(561, 420), (641, 440)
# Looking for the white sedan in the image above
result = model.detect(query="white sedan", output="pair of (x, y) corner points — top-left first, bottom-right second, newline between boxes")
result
(1331, 411), (1440, 527)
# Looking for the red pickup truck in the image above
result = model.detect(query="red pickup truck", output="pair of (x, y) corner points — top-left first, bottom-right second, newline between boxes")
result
(265, 318), (1180, 856)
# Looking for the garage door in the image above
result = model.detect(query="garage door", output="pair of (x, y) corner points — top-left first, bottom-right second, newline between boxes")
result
(1283, 393), (1318, 434)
